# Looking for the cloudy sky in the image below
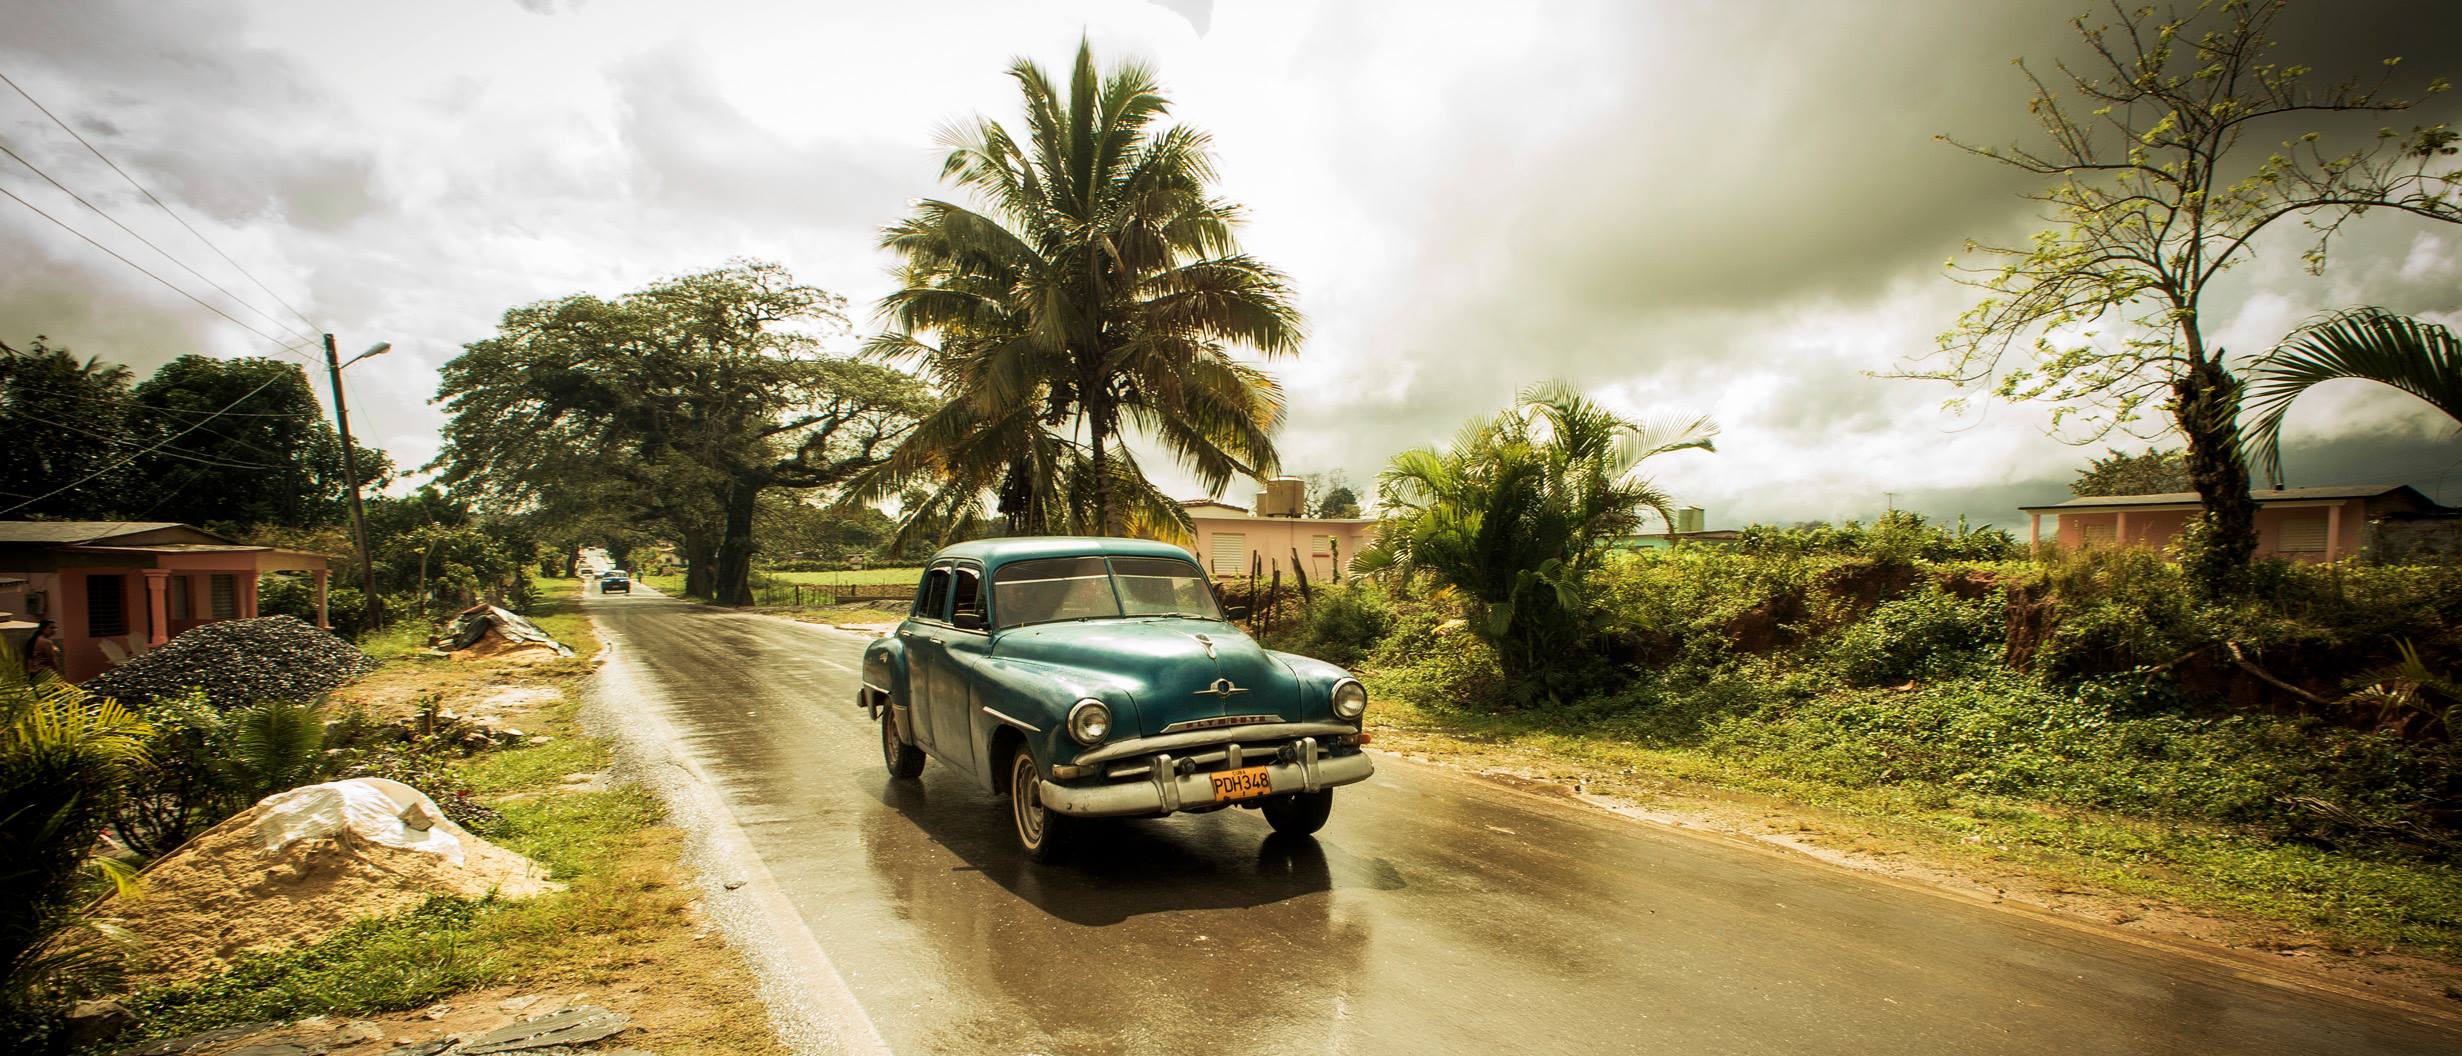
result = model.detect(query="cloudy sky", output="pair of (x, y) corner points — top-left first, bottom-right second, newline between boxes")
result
(4, 0), (2459, 531)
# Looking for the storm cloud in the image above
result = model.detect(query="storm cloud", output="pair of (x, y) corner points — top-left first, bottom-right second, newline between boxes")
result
(2, 0), (2456, 529)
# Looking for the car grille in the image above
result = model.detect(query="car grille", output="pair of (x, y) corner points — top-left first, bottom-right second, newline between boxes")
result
(1103, 737), (1324, 780)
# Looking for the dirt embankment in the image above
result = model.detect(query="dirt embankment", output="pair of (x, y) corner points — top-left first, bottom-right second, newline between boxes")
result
(99, 779), (556, 983)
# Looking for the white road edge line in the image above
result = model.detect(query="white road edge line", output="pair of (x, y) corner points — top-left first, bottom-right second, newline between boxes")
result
(584, 625), (894, 1056)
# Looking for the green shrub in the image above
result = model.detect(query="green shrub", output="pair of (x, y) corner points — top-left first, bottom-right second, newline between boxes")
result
(1732, 511), (2022, 563)
(1685, 671), (2455, 844)
(2025, 548), (2212, 680)
(1827, 586), (2005, 686)
(1, 664), (149, 1049)
(1272, 583), (1395, 667)
(255, 575), (373, 640)
(1365, 612), (1511, 714)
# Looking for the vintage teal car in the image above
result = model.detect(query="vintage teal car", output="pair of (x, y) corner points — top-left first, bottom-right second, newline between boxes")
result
(859, 537), (1374, 859)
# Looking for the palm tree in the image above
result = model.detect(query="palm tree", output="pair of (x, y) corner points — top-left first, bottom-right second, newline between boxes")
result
(2243, 308), (2462, 485)
(1352, 382), (1715, 701)
(854, 40), (1302, 539)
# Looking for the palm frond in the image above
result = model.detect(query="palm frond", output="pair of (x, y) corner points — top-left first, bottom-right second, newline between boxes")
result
(2244, 308), (2462, 484)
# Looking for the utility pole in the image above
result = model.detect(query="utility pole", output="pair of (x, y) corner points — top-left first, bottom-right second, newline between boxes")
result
(325, 334), (389, 632)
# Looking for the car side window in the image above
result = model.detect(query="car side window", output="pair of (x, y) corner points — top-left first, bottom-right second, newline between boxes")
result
(951, 567), (984, 624)
(915, 567), (951, 621)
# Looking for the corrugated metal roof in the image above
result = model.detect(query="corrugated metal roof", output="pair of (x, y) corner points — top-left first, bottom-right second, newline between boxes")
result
(2020, 483), (2424, 512)
(0, 521), (194, 544)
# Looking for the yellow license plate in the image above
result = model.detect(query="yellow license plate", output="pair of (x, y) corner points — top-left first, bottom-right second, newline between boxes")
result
(1209, 765), (1274, 803)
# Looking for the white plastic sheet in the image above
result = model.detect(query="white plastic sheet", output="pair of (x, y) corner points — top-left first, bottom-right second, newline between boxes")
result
(253, 777), (467, 866)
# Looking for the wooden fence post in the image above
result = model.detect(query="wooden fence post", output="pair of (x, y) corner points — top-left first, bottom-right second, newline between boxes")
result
(1267, 562), (1281, 639)
(1250, 551), (1263, 631)
(1290, 547), (1312, 601)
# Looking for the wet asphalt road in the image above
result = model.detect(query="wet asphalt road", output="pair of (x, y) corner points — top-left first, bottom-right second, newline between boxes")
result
(584, 587), (2458, 1056)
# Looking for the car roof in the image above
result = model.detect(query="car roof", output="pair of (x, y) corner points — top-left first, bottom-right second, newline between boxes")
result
(925, 535), (1199, 574)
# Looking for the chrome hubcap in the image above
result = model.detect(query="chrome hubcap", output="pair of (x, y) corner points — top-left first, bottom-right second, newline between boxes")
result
(1012, 755), (1044, 848)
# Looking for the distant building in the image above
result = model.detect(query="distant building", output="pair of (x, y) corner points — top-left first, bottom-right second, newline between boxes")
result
(1180, 477), (1377, 581)
(2017, 484), (2454, 562)
(1611, 506), (1737, 549)
(0, 521), (332, 682)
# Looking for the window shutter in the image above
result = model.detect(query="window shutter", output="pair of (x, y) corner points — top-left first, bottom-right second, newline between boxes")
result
(210, 574), (237, 619)
(1209, 533), (1248, 574)
(2278, 514), (2328, 552)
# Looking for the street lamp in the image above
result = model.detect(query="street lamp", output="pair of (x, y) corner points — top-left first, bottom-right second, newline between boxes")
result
(324, 335), (389, 633)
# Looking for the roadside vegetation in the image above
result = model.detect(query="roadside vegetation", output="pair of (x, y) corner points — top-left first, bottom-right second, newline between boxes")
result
(1266, 509), (2462, 957)
(4, 584), (784, 1054)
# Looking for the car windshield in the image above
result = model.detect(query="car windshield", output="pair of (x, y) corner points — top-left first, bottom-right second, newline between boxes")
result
(992, 555), (1222, 629)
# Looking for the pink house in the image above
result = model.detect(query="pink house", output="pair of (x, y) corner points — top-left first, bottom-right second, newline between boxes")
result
(0, 521), (333, 683)
(1179, 487), (1377, 583)
(2017, 484), (2447, 563)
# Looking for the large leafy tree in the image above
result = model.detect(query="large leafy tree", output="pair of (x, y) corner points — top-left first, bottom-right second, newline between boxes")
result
(0, 337), (137, 518)
(852, 41), (1301, 540)
(2070, 447), (2192, 496)
(129, 355), (386, 529)
(1916, 0), (2459, 593)
(2243, 307), (2461, 484)
(1353, 382), (1715, 703)
(0, 341), (383, 528)
(436, 261), (930, 605)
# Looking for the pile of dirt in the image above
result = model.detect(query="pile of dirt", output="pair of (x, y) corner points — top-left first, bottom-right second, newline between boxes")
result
(98, 778), (558, 982)
(88, 616), (378, 707)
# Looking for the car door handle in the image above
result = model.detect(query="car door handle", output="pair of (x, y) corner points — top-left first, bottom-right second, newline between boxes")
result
(897, 629), (915, 639)
(928, 635), (944, 644)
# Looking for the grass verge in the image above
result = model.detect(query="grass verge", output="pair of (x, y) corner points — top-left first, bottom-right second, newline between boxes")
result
(107, 581), (787, 1056)
(1366, 683), (2462, 963)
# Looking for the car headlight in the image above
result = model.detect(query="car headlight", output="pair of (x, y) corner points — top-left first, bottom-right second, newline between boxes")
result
(1067, 698), (1112, 745)
(1331, 679), (1367, 721)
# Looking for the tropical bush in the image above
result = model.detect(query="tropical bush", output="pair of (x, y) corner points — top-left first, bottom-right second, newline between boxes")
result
(1827, 586), (2004, 686)
(255, 576), (374, 640)
(1354, 382), (1715, 702)
(0, 660), (148, 1049)
(1267, 583), (1395, 668)
(113, 693), (333, 858)
(1731, 510), (2022, 563)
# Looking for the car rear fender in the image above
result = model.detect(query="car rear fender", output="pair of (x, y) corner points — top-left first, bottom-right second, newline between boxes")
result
(859, 637), (913, 726)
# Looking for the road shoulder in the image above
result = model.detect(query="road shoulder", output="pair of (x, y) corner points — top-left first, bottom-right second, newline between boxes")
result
(1365, 725), (2462, 1024)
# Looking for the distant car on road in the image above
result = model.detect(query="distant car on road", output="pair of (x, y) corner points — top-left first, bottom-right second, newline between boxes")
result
(600, 572), (631, 594)
(860, 537), (1373, 860)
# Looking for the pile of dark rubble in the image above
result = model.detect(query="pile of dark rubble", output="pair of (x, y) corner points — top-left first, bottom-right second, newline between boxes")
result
(87, 616), (379, 708)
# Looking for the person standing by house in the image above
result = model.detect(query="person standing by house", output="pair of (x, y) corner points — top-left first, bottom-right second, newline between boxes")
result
(25, 619), (59, 678)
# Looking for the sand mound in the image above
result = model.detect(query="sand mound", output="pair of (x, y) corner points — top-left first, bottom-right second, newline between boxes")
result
(98, 778), (559, 982)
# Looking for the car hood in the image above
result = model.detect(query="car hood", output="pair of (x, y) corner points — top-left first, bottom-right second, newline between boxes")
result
(994, 617), (1300, 737)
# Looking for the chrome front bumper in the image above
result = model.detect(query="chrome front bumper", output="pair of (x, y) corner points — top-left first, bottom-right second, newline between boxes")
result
(1038, 738), (1374, 818)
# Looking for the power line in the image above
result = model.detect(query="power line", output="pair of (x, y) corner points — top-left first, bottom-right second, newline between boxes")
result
(0, 380), (321, 419)
(0, 370), (289, 516)
(0, 137), (318, 345)
(6, 406), (285, 470)
(0, 180), (319, 359)
(0, 67), (322, 335)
